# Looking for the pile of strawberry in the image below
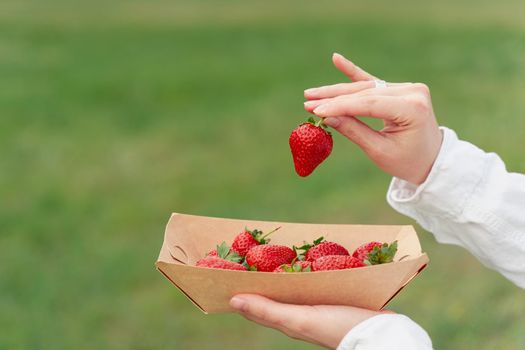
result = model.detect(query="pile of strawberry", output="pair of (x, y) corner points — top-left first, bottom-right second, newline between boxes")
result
(196, 227), (398, 272)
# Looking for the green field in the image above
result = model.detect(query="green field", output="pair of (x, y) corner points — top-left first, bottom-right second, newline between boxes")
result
(1, 1), (525, 349)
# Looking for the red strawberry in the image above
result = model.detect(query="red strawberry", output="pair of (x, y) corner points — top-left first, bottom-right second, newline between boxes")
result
(289, 117), (333, 177)
(206, 249), (218, 257)
(196, 257), (247, 271)
(274, 260), (312, 273)
(295, 236), (349, 262)
(231, 226), (281, 257)
(352, 241), (398, 265)
(352, 242), (382, 261)
(205, 242), (242, 263)
(312, 255), (365, 271)
(245, 245), (296, 272)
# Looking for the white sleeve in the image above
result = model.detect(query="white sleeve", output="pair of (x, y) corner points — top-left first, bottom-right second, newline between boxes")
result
(387, 126), (525, 289)
(337, 314), (433, 350)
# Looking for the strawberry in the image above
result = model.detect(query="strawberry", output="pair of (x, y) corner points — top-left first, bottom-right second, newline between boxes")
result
(352, 241), (398, 265)
(295, 236), (349, 262)
(206, 249), (218, 257)
(245, 245), (296, 272)
(351, 241), (382, 261)
(289, 117), (333, 177)
(231, 226), (281, 257)
(274, 260), (312, 273)
(196, 257), (247, 271)
(312, 255), (365, 271)
(205, 241), (242, 263)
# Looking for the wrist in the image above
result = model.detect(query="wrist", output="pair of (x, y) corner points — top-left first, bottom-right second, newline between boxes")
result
(387, 126), (485, 218)
(403, 127), (444, 185)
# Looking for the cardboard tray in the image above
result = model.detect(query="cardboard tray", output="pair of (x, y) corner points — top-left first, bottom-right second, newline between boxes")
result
(156, 213), (429, 314)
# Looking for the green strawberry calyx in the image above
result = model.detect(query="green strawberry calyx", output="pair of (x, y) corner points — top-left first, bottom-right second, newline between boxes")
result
(244, 261), (257, 271)
(364, 241), (398, 265)
(247, 226), (282, 245)
(293, 236), (324, 260)
(278, 260), (312, 273)
(305, 117), (331, 135)
(216, 241), (242, 263)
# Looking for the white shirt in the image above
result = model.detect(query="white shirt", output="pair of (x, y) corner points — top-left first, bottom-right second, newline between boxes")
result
(338, 127), (525, 350)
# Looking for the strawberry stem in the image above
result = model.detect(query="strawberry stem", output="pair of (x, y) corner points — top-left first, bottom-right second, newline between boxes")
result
(260, 226), (282, 240)
(314, 118), (325, 128)
(307, 116), (328, 129)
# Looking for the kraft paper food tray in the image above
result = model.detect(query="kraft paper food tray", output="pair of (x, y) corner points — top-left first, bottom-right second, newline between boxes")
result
(156, 213), (429, 314)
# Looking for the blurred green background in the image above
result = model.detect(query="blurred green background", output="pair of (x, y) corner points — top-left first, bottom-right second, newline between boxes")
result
(1, 0), (525, 349)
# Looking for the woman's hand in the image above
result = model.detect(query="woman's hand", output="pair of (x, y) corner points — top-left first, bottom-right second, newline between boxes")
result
(304, 53), (443, 185)
(230, 294), (389, 349)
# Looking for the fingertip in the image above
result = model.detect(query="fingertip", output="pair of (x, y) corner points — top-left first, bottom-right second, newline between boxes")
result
(304, 88), (319, 99)
(323, 117), (341, 128)
(230, 296), (248, 311)
(304, 102), (312, 112)
(332, 52), (343, 66)
(304, 100), (318, 112)
(313, 104), (328, 116)
(334, 52), (351, 63)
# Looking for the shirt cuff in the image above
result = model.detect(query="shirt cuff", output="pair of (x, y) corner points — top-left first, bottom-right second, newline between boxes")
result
(387, 126), (487, 221)
(337, 314), (433, 350)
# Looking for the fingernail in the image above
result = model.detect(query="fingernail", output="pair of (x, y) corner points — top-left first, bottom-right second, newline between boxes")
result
(334, 52), (349, 62)
(304, 100), (316, 108)
(304, 88), (319, 95)
(323, 117), (340, 128)
(230, 296), (247, 311)
(313, 105), (327, 115)
(335, 53), (351, 63)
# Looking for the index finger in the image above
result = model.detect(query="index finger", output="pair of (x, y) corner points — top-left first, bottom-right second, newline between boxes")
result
(305, 81), (410, 100)
(333, 53), (378, 82)
(313, 94), (409, 123)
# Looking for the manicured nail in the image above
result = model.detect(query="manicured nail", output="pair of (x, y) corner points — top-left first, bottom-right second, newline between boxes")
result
(304, 88), (319, 95)
(323, 117), (340, 128)
(230, 296), (247, 311)
(313, 105), (327, 115)
(334, 52), (351, 63)
(304, 100), (317, 108)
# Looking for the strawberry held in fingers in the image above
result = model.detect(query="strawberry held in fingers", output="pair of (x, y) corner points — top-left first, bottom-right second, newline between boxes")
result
(231, 226), (281, 257)
(245, 245), (296, 272)
(289, 117), (333, 177)
(312, 255), (365, 271)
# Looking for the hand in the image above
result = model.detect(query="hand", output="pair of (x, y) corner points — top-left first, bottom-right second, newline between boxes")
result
(230, 294), (390, 349)
(303, 53), (443, 185)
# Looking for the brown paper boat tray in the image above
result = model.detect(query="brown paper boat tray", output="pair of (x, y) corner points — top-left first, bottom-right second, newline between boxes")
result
(156, 213), (429, 314)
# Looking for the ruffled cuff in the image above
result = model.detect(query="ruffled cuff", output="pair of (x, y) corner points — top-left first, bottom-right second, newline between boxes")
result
(387, 127), (487, 222)
(337, 314), (432, 350)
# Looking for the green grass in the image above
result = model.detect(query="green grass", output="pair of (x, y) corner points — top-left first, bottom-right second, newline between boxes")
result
(1, 1), (525, 349)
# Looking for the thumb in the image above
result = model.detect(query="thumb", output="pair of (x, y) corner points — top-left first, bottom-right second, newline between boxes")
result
(230, 294), (303, 325)
(324, 116), (386, 156)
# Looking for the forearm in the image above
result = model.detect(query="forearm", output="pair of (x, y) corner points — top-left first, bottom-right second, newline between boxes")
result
(387, 127), (525, 288)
